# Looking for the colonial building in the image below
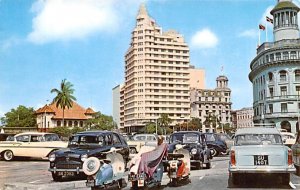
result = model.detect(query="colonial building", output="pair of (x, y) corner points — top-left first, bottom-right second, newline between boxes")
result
(36, 102), (95, 132)
(121, 4), (191, 133)
(235, 107), (254, 128)
(249, 0), (300, 133)
(191, 75), (232, 132)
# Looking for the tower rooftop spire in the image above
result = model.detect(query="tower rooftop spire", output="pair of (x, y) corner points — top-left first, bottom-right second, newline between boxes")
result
(137, 3), (148, 17)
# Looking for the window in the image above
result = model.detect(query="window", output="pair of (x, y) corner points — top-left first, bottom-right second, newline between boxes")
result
(16, 135), (30, 142)
(279, 70), (287, 82)
(269, 104), (273, 114)
(268, 72), (273, 81)
(291, 51), (297, 59)
(295, 70), (300, 81)
(280, 86), (287, 97)
(281, 103), (288, 113)
(57, 121), (61, 127)
(269, 87), (274, 97)
(275, 52), (281, 60)
(112, 134), (122, 145)
(283, 52), (289, 60)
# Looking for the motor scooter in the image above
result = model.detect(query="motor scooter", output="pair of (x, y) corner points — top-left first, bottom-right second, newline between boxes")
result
(128, 143), (168, 189)
(167, 144), (190, 186)
(82, 148), (127, 190)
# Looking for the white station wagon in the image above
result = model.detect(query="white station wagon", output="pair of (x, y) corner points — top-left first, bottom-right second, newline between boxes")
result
(0, 132), (68, 161)
(228, 127), (295, 185)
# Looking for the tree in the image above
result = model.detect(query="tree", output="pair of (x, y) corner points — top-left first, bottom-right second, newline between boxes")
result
(143, 122), (163, 134)
(85, 112), (114, 131)
(204, 112), (219, 131)
(51, 79), (76, 126)
(0, 105), (36, 128)
(158, 113), (172, 135)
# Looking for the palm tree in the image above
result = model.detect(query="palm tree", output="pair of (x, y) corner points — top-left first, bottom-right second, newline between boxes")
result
(158, 113), (172, 135)
(51, 79), (76, 127)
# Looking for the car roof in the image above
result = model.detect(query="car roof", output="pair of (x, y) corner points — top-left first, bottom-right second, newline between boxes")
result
(75, 130), (114, 136)
(235, 127), (280, 136)
(15, 132), (56, 136)
(172, 131), (202, 135)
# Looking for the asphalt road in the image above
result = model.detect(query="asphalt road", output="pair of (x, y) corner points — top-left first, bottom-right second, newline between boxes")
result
(1, 156), (300, 190)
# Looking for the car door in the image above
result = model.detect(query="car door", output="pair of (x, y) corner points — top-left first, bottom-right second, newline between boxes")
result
(14, 134), (31, 157)
(112, 133), (129, 161)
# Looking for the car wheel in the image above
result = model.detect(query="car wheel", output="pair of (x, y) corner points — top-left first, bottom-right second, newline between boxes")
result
(204, 162), (211, 169)
(195, 162), (201, 170)
(210, 148), (219, 157)
(130, 148), (137, 154)
(280, 173), (290, 185)
(51, 172), (62, 182)
(3, 150), (14, 161)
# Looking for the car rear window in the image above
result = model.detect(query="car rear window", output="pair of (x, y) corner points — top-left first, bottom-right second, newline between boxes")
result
(235, 134), (282, 146)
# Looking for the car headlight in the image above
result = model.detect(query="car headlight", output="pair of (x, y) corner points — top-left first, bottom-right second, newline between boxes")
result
(191, 148), (197, 155)
(81, 154), (88, 162)
(49, 153), (56, 162)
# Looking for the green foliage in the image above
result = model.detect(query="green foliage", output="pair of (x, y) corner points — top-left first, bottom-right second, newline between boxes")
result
(49, 127), (72, 137)
(85, 112), (114, 130)
(0, 105), (36, 128)
(143, 123), (163, 134)
(158, 113), (172, 134)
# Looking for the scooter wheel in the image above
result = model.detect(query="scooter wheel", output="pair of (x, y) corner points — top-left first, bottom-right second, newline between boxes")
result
(171, 178), (178, 187)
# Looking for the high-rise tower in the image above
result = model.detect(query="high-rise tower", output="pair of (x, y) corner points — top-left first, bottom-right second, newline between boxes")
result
(121, 4), (190, 133)
(249, 0), (300, 133)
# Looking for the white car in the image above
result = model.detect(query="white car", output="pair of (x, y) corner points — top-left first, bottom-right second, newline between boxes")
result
(280, 132), (296, 147)
(0, 132), (68, 161)
(228, 127), (295, 185)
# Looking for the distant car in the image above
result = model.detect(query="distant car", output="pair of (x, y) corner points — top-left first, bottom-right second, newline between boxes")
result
(168, 131), (211, 169)
(0, 132), (67, 161)
(204, 133), (228, 157)
(217, 133), (234, 151)
(292, 132), (300, 176)
(127, 134), (158, 154)
(48, 131), (129, 181)
(228, 127), (295, 185)
(280, 132), (296, 147)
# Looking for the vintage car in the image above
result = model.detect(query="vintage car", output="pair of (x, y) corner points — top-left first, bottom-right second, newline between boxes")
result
(280, 132), (296, 147)
(292, 132), (300, 175)
(217, 133), (234, 151)
(48, 131), (129, 181)
(168, 131), (211, 169)
(0, 132), (67, 161)
(228, 127), (295, 185)
(127, 134), (158, 154)
(204, 133), (228, 157)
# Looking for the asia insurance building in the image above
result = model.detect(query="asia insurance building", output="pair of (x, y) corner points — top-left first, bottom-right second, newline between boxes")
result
(249, 0), (300, 133)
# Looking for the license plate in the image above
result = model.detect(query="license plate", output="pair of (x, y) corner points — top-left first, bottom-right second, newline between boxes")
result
(86, 179), (95, 187)
(254, 155), (268, 165)
(57, 171), (75, 176)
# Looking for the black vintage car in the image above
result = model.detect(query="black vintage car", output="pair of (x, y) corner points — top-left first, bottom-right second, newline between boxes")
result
(48, 131), (129, 181)
(168, 131), (211, 170)
(204, 133), (228, 157)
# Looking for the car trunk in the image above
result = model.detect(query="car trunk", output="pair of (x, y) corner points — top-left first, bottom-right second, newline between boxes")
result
(235, 145), (287, 166)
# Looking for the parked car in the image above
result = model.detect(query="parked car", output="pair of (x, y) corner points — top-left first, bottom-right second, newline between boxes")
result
(280, 132), (296, 147)
(127, 133), (158, 154)
(204, 133), (228, 157)
(48, 131), (129, 181)
(228, 127), (295, 185)
(217, 133), (234, 151)
(0, 132), (67, 161)
(292, 132), (300, 175)
(168, 131), (211, 169)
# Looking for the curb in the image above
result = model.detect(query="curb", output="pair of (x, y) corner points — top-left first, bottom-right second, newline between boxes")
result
(3, 181), (86, 190)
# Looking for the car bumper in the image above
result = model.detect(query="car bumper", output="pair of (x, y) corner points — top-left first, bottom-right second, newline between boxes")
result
(229, 166), (296, 173)
(48, 167), (83, 174)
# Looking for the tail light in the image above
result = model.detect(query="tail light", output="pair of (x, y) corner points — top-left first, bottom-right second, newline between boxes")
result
(230, 150), (236, 166)
(288, 149), (293, 166)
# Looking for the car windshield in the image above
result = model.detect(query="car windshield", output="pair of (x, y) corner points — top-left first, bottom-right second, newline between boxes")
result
(69, 135), (104, 146)
(44, 134), (61, 141)
(219, 134), (231, 141)
(171, 133), (201, 144)
(235, 134), (282, 145)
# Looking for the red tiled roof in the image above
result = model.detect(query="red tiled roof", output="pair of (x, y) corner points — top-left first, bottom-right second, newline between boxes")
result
(36, 102), (95, 120)
(85, 107), (96, 114)
(35, 105), (55, 114)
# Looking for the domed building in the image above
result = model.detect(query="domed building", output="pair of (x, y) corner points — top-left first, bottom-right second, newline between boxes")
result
(249, 0), (300, 133)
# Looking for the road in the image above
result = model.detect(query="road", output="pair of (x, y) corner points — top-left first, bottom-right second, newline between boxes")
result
(1, 156), (300, 190)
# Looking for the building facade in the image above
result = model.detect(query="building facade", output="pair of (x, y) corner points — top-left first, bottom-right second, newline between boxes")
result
(191, 75), (232, 132)
(112, 84), (122, 129)
(189, 66), (205, 89)
(121, 4), (191, 133)
(249, 0), (300, 133)
(235, 107), (254, 128)
(36, 102), (95, 132)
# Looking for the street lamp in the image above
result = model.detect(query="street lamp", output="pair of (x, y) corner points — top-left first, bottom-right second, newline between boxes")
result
(297, 90), (300, 131)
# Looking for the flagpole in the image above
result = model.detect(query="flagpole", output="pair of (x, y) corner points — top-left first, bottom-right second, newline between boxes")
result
(258, 28), (261, 47)
(266, 21), (268, 42)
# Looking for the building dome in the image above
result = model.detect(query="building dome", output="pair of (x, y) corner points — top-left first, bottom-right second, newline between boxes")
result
(271, 0), (299, 14)
(216, 75), (228, 81)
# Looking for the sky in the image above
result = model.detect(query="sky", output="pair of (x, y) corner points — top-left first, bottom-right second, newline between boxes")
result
(0, 0), (298, 117)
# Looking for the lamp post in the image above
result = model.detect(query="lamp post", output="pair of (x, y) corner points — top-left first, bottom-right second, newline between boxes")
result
(155, 119), (158, 135)
(297, 90), (300, 132)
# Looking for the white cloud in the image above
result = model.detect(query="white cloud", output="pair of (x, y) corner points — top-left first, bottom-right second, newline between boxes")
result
(0, 37), (22, 51)
(27, 0), (144, 44)
(238, 29), (257, 38)
(190, 28), (218, 49)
